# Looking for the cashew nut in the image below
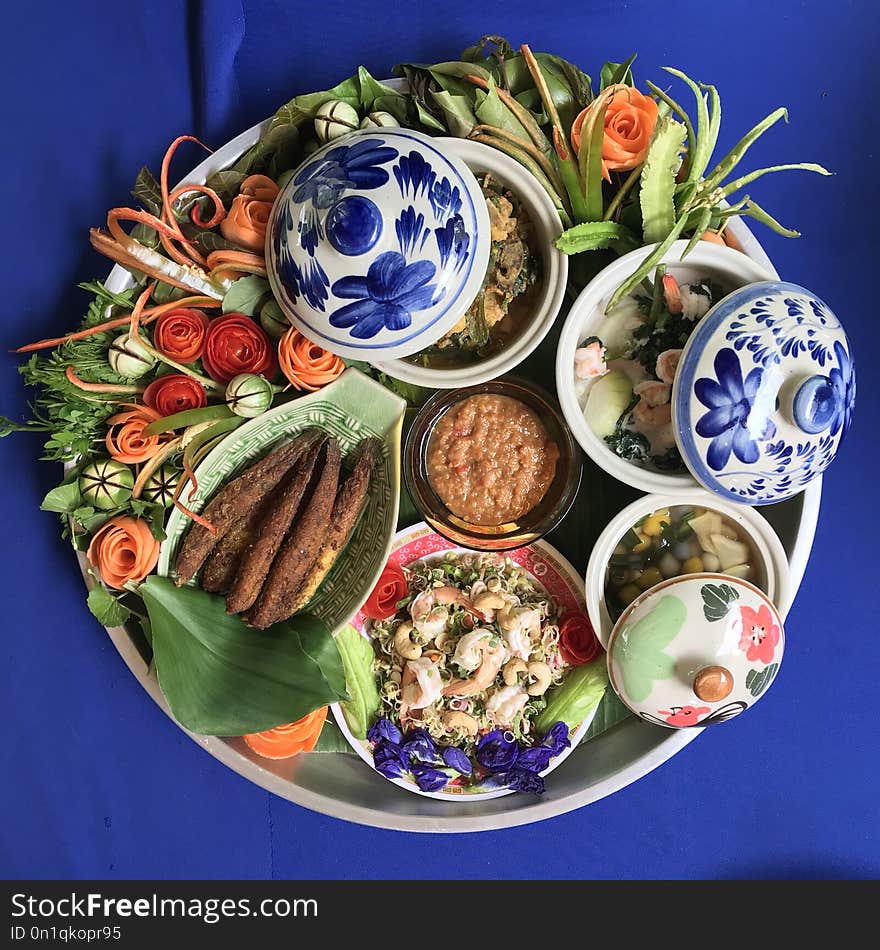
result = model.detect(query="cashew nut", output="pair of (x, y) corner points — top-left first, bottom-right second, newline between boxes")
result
(502, 657), (528, 686)
(526, 661), (552, 696)
(441, 710), (479, 736)
(472, 591), (506, 613)
(393, 621), (422, 660)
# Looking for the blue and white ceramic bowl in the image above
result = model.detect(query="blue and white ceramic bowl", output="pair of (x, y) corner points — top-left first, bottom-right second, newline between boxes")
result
(265, 128), (491, 361)
(673, 281), (855, 504)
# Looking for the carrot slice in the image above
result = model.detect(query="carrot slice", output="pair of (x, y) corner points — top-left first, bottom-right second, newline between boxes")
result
(242, 707), (328, 759)
(277, 327), (344, 392)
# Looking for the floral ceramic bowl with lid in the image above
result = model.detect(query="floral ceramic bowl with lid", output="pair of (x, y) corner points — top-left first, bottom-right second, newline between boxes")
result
(607, 573), (785, 729)
(265, 128), (491, 361)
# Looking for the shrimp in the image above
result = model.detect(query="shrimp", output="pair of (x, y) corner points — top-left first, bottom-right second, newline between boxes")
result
(655, 348), (682, 385)
(409, 585), (472, 638)
(442, 642), (506, 697)
(633, 380), (672, 428)
(485, 684), (529, 725)
(399, 656), (444, 724)
(451, 628), (495, 671)
(680, 283), (713, 321)
(497, 605), (541, 660)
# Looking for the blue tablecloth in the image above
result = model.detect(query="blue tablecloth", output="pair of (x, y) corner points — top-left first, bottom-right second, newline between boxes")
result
(1, 0), (877, 879)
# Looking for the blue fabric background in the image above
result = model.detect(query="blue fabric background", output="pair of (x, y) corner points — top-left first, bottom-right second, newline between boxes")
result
(1, 0), (877, 879)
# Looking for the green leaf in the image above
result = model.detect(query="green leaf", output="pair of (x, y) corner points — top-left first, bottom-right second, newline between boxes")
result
(222, 276), (270, 316)
(701, 582), (740, 622)
(640, 116), (687, 244)
(606, 213), (691, 312)
(720, 162), (831, 199)
(474, 77), (529, 138)
(724, 197), (801, 238)
(141, 576), (347, 735)
(662, 68), (712, 184)
(193, 231), (245, 257)
(555, 220), (631, 254)
(204, 169), (245, 205)
(87, 586), (131, 628)
(310, 718), (356, 753)
(430, 89), (477, 136)
(334, 625), (381, 739)
(700, 107), (789, 194)
(40, 479), (81, 514)
(611, 595), (685, 702)
(600, 54), (636, 90)
(269, 74), (361, 131)
(131, 166), (162, 215)
(356, 66), (402, 110)
(535, 657), (609, 733)
(579, 688), (632, 743)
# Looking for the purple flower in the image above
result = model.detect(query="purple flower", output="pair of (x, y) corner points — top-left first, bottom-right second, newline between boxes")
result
(373, 741), (408, 780)
(330, 251), (443, 339)
(441, 746), (473, 775)
(506, 769), (546, 795)
(367, 718), (402, 746)
(695, 347), (769, 472)
(541, 721), (571, 757)
(475, 729), (519, 773)
(517, 746), (554, 774)
(411, 765), (449, 792)
(401, 728), (438, 764)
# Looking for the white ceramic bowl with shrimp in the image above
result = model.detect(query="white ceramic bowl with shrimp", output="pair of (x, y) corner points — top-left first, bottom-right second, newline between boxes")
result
(584, 491), (792, 647)
(555, 241), (774, 495)
(331, 522), (600, 801)
(373, 138), (569, 389)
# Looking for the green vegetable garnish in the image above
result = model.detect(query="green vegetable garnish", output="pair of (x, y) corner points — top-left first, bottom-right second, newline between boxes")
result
(335, 624), (381, 739)
(535, 658), (609, 733)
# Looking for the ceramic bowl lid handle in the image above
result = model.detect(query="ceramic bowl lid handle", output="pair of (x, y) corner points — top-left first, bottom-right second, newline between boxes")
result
(790, 374), (842, 434)
(693, 666), (734, 702)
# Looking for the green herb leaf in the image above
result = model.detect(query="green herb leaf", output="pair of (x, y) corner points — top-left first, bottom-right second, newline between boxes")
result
(310, 718), (356, 753)
(141, 576), (347, 735)
(40, 479), (82, 514)
(87, 586), (131, 628)
(222, 276), (271, 316)
(131, 166), (162, 215)
(600, 54), (636, 90)
(334, 624), (381, 739)
(578, 688), (631, 743)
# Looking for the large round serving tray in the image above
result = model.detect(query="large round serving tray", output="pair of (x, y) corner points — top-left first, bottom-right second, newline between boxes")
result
(77, 87), (821, 832)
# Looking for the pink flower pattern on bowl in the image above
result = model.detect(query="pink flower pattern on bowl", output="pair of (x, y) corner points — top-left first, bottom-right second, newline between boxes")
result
(737, 603), (780, 665)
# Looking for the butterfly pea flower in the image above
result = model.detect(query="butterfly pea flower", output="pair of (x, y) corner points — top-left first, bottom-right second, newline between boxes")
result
(475, 729), (519, 773)
(374, 756), (407, 781)
(402, 728), (438, 764)
(516, 746), (554, 774)
(367, 718), (402, 746)
(507, 769), (546, 795)
(541, 721), (571, 757)
(373, 740), (407, 773)
(441, 746), (472, 775)
(411, 764), (449, 793)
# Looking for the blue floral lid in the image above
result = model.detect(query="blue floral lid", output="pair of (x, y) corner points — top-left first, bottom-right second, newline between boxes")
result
(265, 129), (491, 360)
(672, 281), (855, 504)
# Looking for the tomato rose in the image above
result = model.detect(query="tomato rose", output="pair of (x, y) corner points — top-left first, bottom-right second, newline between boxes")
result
(152, 307), (209, 362)
(363, 564), (408, 620)
(202, 312), (277, 383)
(559, 611), (602, 666)
(143, 374), (208, 416)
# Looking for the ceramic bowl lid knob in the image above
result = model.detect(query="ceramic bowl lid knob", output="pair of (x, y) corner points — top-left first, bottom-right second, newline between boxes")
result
(693, 665), (734, 702)
(265, 128), (491, 362)
(672, 281), (855, 505)
(607, 574), (784, 729)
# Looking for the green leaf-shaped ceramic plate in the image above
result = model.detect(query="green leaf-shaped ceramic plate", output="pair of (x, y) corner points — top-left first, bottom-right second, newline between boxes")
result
(158, 367), (406, 633)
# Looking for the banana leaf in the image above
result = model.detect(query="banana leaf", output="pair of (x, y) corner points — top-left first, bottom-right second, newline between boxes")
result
(142, 576), (347, 736)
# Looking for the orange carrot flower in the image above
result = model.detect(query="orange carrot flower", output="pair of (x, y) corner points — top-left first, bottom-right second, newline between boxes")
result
(87, 515), (161, 589)
(278, 327), (344, 392)
(220, 174), (280, 253)
(242, 706), (328, 759)
(571, 85), (659, 180)
(105, 403), (169, 464)
(152, 307), (209, 362)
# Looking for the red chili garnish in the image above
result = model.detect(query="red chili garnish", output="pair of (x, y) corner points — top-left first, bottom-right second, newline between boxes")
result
(143, 373), (208, 417)
(363, 564), (408, 621)
(558, 611), (603, 666)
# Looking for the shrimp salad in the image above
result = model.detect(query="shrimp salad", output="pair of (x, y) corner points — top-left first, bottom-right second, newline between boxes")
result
(367, 551), (573, 792)
(576, 271), (725, 473)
